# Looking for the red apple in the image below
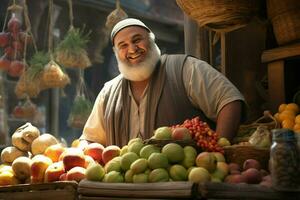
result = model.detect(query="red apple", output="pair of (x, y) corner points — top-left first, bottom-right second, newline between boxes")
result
(66, 166), (86, 182)
(44, 161), (65, 182)
(8, 60), (25, 77)
(172, 127), (192, 140)
(84, 143), (105, 164)
(102, 145), (121, 164)
(30, 155), (53, 183)
(62, 148), (86, 171)
(44, 144), (66, 163)
(59, 173), (67, 181)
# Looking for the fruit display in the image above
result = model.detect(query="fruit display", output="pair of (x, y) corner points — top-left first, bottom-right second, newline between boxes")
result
(0, 8), (31, 77)
(0, 119), (276, 189)
(273, 103), (300, 133)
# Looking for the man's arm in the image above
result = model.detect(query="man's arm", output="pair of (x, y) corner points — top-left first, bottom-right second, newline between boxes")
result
(216, 100), (242, 141)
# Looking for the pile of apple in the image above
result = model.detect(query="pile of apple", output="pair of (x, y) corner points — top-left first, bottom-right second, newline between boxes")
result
(83, 126), (230, 184)
(224, 159), (271, 187)
(0, 12), (31, 77)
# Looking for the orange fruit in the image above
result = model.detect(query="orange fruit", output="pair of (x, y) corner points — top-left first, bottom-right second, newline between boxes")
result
(285, 103), (300, 114)
(279, 110), (296, 122)
(274, 113), (280, 123)
(278, 103), (287, 113)
(282, 119), (295, 129)
(295, 115), (300, 124)
(293, 123), (300, 130)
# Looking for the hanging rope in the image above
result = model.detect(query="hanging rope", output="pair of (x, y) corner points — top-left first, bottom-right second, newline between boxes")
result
(68, 0), (74, 30)
(1, 0), (11, 32)
(48, 0), (54, 60)
(116, 0), (120, 9)
(23, 0), (38, 52)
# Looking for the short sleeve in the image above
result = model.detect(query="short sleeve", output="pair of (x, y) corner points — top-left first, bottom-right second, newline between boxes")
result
(183, 56), (246, 121)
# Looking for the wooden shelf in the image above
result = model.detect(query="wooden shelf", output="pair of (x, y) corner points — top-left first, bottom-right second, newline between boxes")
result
(261, 42), (300, 112)
(261, 42), (300, 63)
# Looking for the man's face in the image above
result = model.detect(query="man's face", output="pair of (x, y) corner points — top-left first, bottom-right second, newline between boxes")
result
(113, 26), (161, 82)
(114, 26), (150, 65)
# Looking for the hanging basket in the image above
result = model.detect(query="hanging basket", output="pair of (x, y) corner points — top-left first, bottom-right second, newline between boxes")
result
(15, 70), (41, 98)
(42, 60), (70, 89)
(176, 0), (262, 32)
(267, 0), (300, 45)
(67, 95), (93, 129)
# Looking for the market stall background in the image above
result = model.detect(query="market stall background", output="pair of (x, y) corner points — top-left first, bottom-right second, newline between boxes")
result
(0, 0), (185, 148)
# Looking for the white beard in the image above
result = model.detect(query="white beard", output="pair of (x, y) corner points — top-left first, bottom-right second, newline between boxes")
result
(115, 40), (161, 81)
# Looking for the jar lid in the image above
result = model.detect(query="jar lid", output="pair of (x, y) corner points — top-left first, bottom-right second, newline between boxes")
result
(271, 129), (296, 141)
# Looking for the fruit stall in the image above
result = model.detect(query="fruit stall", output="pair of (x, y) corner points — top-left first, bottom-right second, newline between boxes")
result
(1, 0), (300, 199)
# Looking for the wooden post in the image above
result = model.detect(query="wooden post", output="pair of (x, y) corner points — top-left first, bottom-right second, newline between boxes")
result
(183, 14), (210, 62)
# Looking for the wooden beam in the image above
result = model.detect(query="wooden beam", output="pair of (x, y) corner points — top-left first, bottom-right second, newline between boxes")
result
(261, 42), (300, 63)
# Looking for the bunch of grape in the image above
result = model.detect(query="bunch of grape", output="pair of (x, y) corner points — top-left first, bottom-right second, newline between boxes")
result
(173, 116), (224, 153)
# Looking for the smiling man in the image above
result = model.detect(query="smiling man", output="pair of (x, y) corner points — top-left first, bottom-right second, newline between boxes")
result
(79, 18), (247, 146)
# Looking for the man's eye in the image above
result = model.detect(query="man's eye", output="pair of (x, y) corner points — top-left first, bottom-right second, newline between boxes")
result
(133, 38), (142, 43)
(119, 44), (127, 49)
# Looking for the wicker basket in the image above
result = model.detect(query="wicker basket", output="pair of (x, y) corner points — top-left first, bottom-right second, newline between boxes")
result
(267, 0), (300, 45)
(176, 0), (262, 32)
(234, 111), (278, 143)
(224, 145), (270, 170)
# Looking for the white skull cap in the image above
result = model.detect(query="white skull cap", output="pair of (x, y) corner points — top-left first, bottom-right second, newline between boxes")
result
(111, 18), (151, 45)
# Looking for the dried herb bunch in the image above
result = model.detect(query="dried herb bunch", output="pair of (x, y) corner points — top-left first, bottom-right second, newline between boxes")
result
(55, 28), (91, 69)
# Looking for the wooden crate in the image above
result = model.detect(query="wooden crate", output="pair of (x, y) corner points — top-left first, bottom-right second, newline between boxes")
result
(197, 182), (300, 200)
(78, 180), (195, 200)
(0, 181), (78, 200)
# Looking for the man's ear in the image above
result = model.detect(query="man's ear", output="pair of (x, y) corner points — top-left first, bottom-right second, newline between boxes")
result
(112, 46), (117, 53)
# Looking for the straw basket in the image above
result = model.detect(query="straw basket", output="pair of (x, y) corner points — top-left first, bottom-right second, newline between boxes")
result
(267, 0), (300, 45)
(176, 0), (262, 32)
(224, 145), (270, 170)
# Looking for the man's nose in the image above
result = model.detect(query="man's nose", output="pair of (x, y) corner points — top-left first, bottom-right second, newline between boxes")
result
(128, 43), (138, 53)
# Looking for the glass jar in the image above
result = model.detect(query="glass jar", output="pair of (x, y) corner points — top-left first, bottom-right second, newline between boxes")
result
(270, 129), (300, 191)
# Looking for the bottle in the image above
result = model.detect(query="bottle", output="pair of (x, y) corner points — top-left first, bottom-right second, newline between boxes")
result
(270, 129), (300, 191)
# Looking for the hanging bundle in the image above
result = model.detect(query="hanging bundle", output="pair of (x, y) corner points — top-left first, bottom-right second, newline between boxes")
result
(14, 0), (42, 98)
(55, 0), (91, 69)
(105, 0), (128, 31)
(42, 0), (70, 89)
(55, 28), (91, 69)
(42, 60), (70, 89)
(15, 51), (49, 98)
(67, 70), (93, 129)
(12, 97), (37, 119)
(0, 1), (28, 77)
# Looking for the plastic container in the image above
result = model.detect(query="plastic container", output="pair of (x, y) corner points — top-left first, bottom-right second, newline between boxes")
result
(270, 129), (300, 191)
